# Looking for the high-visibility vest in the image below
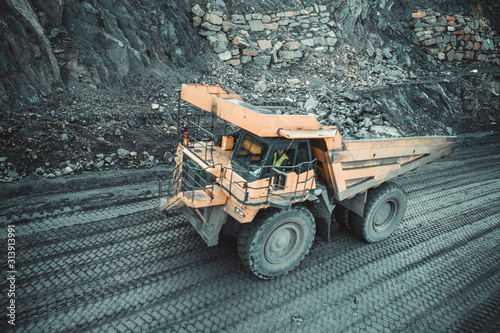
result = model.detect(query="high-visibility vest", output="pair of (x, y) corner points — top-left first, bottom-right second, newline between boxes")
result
(273, 152), (289, 166)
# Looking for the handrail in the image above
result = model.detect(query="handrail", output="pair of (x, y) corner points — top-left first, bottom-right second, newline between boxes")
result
(186, 137), (215, 164)
(160, 154), (317, 209)
(220, 159), (318, 207)
(187, 119), (214, 137)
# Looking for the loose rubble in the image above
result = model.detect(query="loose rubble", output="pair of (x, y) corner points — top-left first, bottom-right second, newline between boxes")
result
(412, 10), (500, 64)
(1, 1), (499, 182)
(191, 4), (338, 69)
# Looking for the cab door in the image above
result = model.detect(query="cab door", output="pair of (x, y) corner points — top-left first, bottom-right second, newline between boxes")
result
(268, 140), (315, 193)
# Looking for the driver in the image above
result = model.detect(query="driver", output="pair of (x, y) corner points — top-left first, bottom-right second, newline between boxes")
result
(273, 149), (289, 167)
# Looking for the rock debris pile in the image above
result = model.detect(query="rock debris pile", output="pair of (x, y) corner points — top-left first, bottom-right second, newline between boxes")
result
(191, 4), (337, 69)
(412, 10), (500, 64)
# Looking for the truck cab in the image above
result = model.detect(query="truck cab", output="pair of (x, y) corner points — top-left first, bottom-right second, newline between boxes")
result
(231, 131), (313, 180)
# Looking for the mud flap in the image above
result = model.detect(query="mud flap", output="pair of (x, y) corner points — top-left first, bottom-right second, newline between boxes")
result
(337, 191), (367, 217)
(181, 205), (228, 246)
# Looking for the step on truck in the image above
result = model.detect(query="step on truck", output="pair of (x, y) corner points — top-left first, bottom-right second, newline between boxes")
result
(159, 84), (456, 279)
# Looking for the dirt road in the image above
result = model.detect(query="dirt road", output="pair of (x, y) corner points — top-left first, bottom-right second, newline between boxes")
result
(1, 133), (499, 332)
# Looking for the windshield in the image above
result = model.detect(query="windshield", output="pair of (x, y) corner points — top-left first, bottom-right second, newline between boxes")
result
(232, 133), (269, 170)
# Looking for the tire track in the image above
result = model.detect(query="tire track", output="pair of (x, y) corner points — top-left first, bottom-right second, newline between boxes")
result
(3, 133), (500, 332)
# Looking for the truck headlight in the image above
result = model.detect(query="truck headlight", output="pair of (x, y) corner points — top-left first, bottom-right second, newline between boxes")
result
(234, 207), (244, 216)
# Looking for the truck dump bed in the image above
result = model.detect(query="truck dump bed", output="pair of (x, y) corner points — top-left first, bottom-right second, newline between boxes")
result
(179, 84), (456, 203)
(318, 136), (456, 201)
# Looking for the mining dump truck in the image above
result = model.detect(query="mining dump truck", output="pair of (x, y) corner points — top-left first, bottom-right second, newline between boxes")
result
(159, 84), (456, 279)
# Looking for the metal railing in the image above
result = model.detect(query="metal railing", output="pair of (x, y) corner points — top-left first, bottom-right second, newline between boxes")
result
(160, 154), (317, 209)
(186, 137), (215, 165)
(159, 154), (222, 208)
(220, 159), (317, 208)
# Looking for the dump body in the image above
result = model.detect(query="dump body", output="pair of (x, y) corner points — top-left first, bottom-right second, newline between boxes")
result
(314, 135), (456, 201)
(159, 84), (456, 245)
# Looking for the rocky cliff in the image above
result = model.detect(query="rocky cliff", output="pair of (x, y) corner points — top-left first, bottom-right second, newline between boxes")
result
(0, 0), (208, 103)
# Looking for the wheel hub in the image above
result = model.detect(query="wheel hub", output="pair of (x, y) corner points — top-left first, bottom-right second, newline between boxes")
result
(373, 200), (397, 232)
(264, 223), (302, 265)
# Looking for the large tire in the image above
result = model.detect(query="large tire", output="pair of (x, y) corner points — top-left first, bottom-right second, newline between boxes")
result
(333, 204), (351, 231)
(350, 182), (407, 243)
(237, 206), (316, 279)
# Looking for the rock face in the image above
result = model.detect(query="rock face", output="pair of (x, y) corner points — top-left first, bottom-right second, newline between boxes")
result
(0, 0), (203, 105)
(1, 0), (61, 102)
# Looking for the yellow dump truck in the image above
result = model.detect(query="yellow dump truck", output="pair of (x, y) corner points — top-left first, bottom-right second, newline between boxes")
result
(159, 84), (456, 279)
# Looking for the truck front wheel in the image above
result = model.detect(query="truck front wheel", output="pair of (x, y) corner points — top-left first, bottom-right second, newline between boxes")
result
(237, 206), (315, 279)
(351, 182), (407, 243)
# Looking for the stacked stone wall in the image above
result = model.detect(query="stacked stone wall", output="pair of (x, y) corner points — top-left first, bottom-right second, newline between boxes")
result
(190, 4), (337, 68)
(411, 10), (500, 64)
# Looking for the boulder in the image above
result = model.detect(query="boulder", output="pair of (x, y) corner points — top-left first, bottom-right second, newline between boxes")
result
(369, 126), (401, 137)
(257, 40), (272, 50)
(248, 20), (264, 32)
(118, 148), (129, 157)
(201, 21), (222, 31)
(304, 97), (319, 112)
(254, 80), (267, 93)
(191, 4), (205, 17)
(300, 38), (314, 47)
(284, 42), (300, 50)
(218, 51), (232, 61)
(222, 21), (237, 32)
(204, 13), (223, 25)
(213, 42), (227, 53)
(253, 55), (272, 66)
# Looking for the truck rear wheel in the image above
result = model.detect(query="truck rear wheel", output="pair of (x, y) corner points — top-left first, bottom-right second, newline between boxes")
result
(351, 182), (407, 243)
(237, 206), (315, 279)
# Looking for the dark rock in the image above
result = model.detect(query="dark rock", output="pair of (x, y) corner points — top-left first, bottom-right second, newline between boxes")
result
(366, 41), (375, 57)
(213, 41), (227, 53)
(163, 152), (173, 162)
(341, 91), (359, 102)
(398, 51), (412, 66)
(82, 3), (99, 15)
(372, 64), (385, 74)
(355, 129), (372, 139)
(19, 128), (36, 136)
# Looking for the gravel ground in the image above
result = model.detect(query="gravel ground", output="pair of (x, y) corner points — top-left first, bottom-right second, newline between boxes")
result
(0, 132), (499, 332)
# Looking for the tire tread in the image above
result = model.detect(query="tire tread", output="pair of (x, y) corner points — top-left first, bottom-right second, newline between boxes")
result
(238, 206), (315, 279)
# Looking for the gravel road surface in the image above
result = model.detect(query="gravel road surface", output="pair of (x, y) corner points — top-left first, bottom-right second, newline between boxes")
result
(1, 133), (499, 332)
